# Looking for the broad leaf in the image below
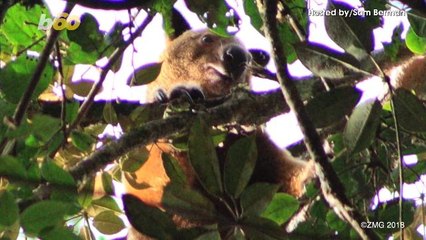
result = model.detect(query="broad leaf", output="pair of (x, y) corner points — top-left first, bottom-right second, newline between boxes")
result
(0, 190), (19, 227)
(240, 183), (280, 216)
(188, 117), (223, 196)
(408, 11), (426, 37)
(306, 86), (362, 128)
(0, 55), (53, 104)
(325, 1), (374, 59)
(41, 161), (76, 187)
(224, 135), (257, 198)
(67, 13), (104, 53)
(405, 27), (426, 54)
(295, 42), (366, 79)
(162, 184), (217, 223)
(70, 130), (95, 152)
(123, 194), (177, 239)
(40, 226), (80, 240)
(90, 196), (123, 214)
(344, 99), (382, 154)
(261, 193), (299, 225)
(121, 148), (149, 173)
(21, 201), (71, 235)
(101, 172), (115, 196)
(93, 211), (125, 235)
(240, 216), (286, 240)
(162, 153), (188, 186)
(129, 62), (162, 86)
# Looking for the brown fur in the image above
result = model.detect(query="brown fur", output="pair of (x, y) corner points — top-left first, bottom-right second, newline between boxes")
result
(124, 29), (314, 239)
(146, 30), (250, 101)
(393, 56), (426, 99)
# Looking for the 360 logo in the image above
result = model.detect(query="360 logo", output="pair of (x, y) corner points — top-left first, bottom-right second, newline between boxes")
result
(38, 13), (80, 31)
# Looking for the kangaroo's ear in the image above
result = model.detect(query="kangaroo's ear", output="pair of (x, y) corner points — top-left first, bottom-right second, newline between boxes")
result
(164, 8), (191, 40)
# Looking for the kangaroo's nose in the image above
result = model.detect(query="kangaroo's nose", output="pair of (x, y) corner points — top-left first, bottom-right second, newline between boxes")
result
(223, 45), (249, 81)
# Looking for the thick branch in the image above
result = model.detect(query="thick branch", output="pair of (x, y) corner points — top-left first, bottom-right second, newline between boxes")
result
(258, 0), (378, 239)
(69, 89), (288, 181)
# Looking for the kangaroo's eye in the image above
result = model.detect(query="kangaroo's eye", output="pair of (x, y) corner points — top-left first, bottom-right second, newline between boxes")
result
(201, 35), (214, 44)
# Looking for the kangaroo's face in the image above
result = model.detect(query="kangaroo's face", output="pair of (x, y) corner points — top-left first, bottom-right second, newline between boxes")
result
(147, 30), (251, 101)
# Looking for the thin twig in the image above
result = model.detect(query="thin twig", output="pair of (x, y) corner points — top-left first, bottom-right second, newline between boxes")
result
(69, 13), (154, 131)
(257, 0), (378, 239)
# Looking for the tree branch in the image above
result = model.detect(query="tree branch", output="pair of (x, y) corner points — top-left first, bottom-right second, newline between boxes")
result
(257, 0), (378, 239)
(69, 13), (154, 131)
(69, 89), (288, 181)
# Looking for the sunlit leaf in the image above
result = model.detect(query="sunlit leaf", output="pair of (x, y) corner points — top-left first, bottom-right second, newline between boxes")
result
(21, 201), (71, 235)
(129, 62), (162, 86)
(93, 211), (125, 235)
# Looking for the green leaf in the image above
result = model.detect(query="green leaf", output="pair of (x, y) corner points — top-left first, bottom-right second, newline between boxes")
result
(70, 130), (95, 152)
(324, 1), (374, 59)
(408, 11), (426, 37)
(91, 196), (122, 214)
(224, 135), (257, 198)
(123, 194), (177, 239)
(41, 161), (76, 187)
(295, 42), (366, 79)
(188, 117), (223, 196)
(277, 23), (298, 63)
(128, 62), (162, 86)
(103, 102), (118, 124)
(243, 0), (263, 32)
(185, 0), (236, 36)
(0, 190), (19, 227)
(0, 4), (46, 48)
(326, 211), (347, 232)
(40, 226), (80, 240)
(93, 211), (125, 235)
(101, 172), (115, 196)
(261, 193), (299, 225)
(0, 55), (53, 104)
(374, 201), (415, 234)
(67, 79), (98, 97)
(162, 153), (188, 186)
(0, 156), (27, 180)
(21, 200), (71, 235)
(240, 216), (286, 240)
(306, 86), (362, 128)
(344, 99), (382, 154)
(64, 42), (99, 64)
(78, 180), (94, 208)
(41, 161), (79, 203)
(162, 184), (217, 223)
(31, 114), (61, 142)
(67, 13), (104, 53)
(402, 161), (426, 184)
(406, 27), (426, 54)
(121, 148), (149, 172)
(240, 183), (280, 216)
(393, 88), (426, 132)
(65, 99), (79, 124)
(194, 231), (221, 240)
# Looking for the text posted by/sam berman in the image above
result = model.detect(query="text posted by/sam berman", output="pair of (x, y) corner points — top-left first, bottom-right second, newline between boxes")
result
(308, 8), (406, 17)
